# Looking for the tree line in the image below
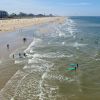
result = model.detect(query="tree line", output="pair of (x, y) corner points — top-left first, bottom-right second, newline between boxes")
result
(0, 10), (54, 19)
(9, 12), (54, 18)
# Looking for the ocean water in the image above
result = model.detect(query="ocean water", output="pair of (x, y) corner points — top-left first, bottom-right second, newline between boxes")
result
(0, 17), (100, 100)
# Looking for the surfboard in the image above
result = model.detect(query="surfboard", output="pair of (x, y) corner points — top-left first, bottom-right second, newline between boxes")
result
(69, 64), (77, 66)
(67, 67), (76, 71)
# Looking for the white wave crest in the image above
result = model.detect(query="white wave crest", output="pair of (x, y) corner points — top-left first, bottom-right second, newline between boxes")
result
(32, 52), (73, 58)
(24, 38), (42, 53)
(67, 42), (88, 48)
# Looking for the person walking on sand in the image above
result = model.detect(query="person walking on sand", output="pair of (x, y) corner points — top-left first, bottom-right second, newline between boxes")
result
(7, 44), (9, 49)
(23, 38), (27, 43)
(12, 54), (14, 59)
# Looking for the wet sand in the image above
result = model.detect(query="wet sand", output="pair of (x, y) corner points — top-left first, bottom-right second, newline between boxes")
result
(0, 17), (66, 90)
(0, 31), (32, 89)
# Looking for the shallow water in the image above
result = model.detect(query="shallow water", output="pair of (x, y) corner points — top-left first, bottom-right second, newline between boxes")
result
(0, 17), (100, 100)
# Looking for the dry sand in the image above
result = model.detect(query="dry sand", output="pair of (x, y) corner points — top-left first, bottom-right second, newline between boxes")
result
(0, 17), (65, 33)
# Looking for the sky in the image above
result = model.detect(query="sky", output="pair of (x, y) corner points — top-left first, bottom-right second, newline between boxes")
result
(0, 0), (100, 16)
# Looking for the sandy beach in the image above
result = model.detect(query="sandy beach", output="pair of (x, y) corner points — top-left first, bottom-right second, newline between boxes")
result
(0, 17), (66, 90)
(0, 16), (100, 100)
(0, 17), (65, 33)
(0, 0), (100, 99)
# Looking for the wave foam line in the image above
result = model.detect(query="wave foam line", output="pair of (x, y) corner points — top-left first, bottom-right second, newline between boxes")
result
(10, 72), (30, 100)
(0, 70), (27, 100)
(38, 64), (54, 100)
(24, 38), (42, 53)
(31, 53), (73, 59)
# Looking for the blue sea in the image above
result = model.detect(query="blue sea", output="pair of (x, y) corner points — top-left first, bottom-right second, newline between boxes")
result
(0, 16), (100, 100)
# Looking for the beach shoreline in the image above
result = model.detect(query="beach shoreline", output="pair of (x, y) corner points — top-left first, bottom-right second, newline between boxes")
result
(0, 17), (66, 33)
(0, 17), (66, 90)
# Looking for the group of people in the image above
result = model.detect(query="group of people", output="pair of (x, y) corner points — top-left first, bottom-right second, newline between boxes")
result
(67, 63), (79, 71)
(6, 37), (27, 59)
(12, 52), (27, 59)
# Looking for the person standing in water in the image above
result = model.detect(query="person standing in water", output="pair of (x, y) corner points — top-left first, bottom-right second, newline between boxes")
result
(75, 64), (79, 71)
(19, 53), (21, 58)
(77, 64), (79, 68)
(12, 54), (14, 59)
(72, 64), (79, 71)
(23, 53), (27, 57)
(74, 66), (77, 71)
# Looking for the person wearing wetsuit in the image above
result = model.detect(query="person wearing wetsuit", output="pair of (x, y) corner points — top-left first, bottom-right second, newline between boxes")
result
(77, 64), (79, 68)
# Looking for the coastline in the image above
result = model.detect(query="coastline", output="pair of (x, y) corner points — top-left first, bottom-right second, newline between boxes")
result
(0, 31), (32, 89)
(0, 17), (66, 33)
(0, 17), (66, 90)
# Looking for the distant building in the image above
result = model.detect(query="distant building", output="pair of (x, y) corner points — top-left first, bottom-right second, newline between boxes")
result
(0, 10), (8, 18)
